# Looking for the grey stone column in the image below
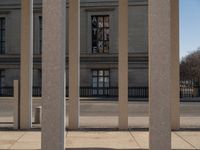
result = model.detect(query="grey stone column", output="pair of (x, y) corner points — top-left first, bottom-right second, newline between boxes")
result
(20, 0), (33, 129)
(41, 0), (66, 149)
(68, 0), (80, 130)
(171, 0), (180, 130)
(118, 0), (128, 130)
(149, 0), (174, 149)
(13, 80), (19, 129)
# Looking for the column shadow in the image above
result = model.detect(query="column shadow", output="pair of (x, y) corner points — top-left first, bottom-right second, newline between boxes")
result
(65, 149), (137, 150)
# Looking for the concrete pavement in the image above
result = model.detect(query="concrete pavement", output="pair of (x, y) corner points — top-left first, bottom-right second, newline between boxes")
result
(1, 101), (200, 149)
(1, 101), (200, 129)
(0, 131), (200, 149)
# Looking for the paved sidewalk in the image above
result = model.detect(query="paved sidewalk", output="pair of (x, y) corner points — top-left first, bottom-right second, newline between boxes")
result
(0, 131), (200, 150)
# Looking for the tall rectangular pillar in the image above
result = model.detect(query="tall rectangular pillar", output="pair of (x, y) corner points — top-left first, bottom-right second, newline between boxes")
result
(118, 0), (128, 130)
(68, 0), (80, 130)
(149, 0), (172, 149)
(171, 0), (180, 130)
(13, 80), (19, 129)
(20, 0), (33, 129)
(42, 0), (66, 149)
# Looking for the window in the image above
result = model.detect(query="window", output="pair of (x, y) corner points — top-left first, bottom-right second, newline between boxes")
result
(92, 69), (110, 95)
(0, 18), (5, 54)
(91, 15), (109, 53)
(39, 16), (42, 54)
(0, 70), (5, 94)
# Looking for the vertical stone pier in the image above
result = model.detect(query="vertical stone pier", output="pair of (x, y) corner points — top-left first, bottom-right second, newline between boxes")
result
(171, 0), (180, 130)
(118, 0), (128, 130)
(149, 0), (176, 149)
(20, 0), (33, 129)
(42, 0), (66, 149)
(68, 0), (80, 130)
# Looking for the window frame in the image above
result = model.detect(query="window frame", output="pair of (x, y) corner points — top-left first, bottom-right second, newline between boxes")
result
(86, 10), (114, 54)
(91, 69), (110, 96)
(91, 15), (110, 54)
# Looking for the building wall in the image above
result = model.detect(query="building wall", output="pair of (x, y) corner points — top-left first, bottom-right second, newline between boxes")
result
(0, 0), (148, 89)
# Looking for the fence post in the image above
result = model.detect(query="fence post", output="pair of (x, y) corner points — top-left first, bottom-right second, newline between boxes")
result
(13, 80), (19, 129)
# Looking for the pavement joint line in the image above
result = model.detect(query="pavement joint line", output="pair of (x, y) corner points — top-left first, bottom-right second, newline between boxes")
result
(128, 130), (142, 149)
(174, 132), (197, 150)
(8, 131), (26, 149)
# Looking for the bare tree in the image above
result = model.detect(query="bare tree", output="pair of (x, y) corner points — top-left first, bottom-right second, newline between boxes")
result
(180, 47), (200, 81)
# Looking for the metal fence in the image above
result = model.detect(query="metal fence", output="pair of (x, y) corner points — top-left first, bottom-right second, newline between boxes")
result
(180, 80), (200, 98)
(0, 87), (13, 97)
(32, 87), (147, 98)
(0, 85), (200, 100)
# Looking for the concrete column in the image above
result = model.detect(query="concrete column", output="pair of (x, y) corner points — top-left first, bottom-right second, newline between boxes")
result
(118, 0), (128, 130)
(20, 0), (33, 129)
(13, 80), (19, 129)
(171, 0), (180, 130)
(149, 0), (173, 149)
(68, 0), (80, 130)
(42, 0), (66, 149)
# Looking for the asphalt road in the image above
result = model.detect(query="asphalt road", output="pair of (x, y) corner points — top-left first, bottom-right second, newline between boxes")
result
(1, 101), (200, 128)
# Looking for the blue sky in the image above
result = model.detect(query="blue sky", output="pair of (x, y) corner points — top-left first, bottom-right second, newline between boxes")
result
(180, 0), (200, 59)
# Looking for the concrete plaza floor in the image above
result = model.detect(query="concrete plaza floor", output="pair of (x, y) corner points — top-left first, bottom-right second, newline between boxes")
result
(0, 130), (200, 150)
(1, 101), (200, 128)
(1, 101), (200, 149)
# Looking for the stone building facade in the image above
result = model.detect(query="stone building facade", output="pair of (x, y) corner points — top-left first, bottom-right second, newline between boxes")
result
(0, 0), (148, 96)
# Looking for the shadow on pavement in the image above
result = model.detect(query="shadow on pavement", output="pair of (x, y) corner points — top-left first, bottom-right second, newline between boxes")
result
(65, 149), (137, 150)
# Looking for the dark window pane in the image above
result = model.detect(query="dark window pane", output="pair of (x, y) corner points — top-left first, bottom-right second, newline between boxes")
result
(99, 70), (103, 76)
(104, 70), (109, 76)
(104, 77), (109, 83)
(39, 16), (42, 54)
(92, 16), (98, 27)
(93, 89), (97, 95)
(2, 30), (5, 41)
(99, 89), (103, 95)
(0, 18), (6, 54)
(105, 82), (109, 87)
(99, 77), (104, 82)
(98, 41), (103, 53)
(93, 77), (97, 82)
(104, 28), (109, 41)
(99, 82), (103, 87)
(98, 17), (103, 27)
(104, 41), (109, 53)
(97, 28), (103, 41)
(1, 42), (5, 51)
(93, 82), (97, 87)
(104, 16), (109, 27)
(92, 70), (98, 76)
(1, 19), (5, 29)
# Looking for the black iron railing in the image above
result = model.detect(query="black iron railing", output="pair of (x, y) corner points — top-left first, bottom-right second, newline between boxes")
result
(33, 87), (42, 97)
(32, 87), (148, 98)
(180, 80), (200, 98)
(128, 87), (148, 98)
(1, 85), (200, 100)
(31, 86), (200, 98)
(0, 87), (13, 97)
(80, 87), (118, 97)
(180, 85), (200, 98)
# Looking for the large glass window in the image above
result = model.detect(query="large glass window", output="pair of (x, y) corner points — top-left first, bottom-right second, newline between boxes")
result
(92, 69), (110, 95)
(0, 18), (5, 54)
(91, 15), (110, 53)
